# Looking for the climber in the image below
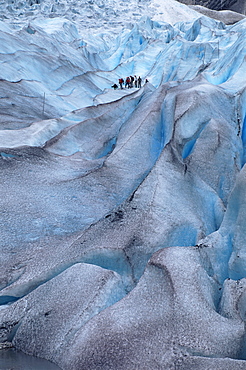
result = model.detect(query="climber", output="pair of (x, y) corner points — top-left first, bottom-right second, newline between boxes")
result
(125, 76), (131, 88)
(138, 76), (142, 88)
(130, 75), (134, 88)
(119, 78), (124, 89)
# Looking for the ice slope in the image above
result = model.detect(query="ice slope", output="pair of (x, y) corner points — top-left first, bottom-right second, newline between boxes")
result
(0, 1), (246, 369)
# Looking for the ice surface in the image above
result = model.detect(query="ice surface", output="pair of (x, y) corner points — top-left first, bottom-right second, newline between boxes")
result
(0, 0), (246, 369)
(58, 247), (245, 369)
(0, 0), (203, 31)
(0, 263), (125, 363)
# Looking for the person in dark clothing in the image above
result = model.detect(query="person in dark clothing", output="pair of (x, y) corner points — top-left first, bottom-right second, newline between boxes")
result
(137, 76), (142, 88)
(125, 76), (131, 88)
(130, 75), (134, 88)
(134, 75), (138, 88)
(119, 78), (124, 89)
(112, 83), (118, 89)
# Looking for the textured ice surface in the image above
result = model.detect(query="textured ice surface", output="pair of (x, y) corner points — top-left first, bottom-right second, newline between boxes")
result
(59, 248), (245, 369)
(0, 0), (246, 369)
(0, 0), (202, 30)
(0, 263), (125, 364)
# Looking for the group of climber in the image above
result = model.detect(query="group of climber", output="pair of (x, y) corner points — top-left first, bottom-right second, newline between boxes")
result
(112, 75), (148, 90)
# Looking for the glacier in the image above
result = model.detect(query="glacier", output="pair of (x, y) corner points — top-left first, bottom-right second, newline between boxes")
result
(0, 0), (246, 369)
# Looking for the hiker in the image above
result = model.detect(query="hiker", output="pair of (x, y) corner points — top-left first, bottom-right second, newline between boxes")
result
(137, 76), (142, 88)
(130, 75), (134, 88)
(145, 78), (149, 84)
(119, 78), (124, 89)
(134, 75), (138, 88)
(125, 76), (131, 88)
(112, 83), (118, 90)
